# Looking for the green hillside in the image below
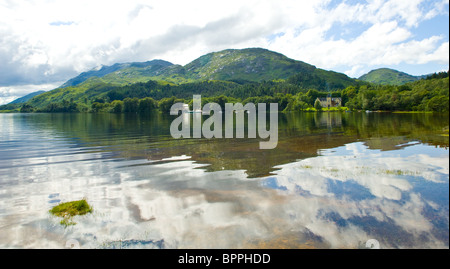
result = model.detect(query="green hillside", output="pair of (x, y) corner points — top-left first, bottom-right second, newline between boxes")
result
(61, 60), (174, 87)
(359, 68), (421, 85)
(343, 76), (448, 112)
(61, 48), (359, 87)
(0, 90), (47, 112)
(2, 48), (447, 114)
(18, 48), (362, 111)
(181, 48), (316, 82)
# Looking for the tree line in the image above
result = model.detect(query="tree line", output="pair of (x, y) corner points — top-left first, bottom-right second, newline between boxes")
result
(19, 72), (449, 113)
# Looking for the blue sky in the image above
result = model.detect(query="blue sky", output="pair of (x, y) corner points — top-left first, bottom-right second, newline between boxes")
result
(320, 14), (448, 76)
(0, 0), (448, 104)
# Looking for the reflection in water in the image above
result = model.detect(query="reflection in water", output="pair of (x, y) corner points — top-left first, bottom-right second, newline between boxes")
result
(0, 112), (448, 249)
(265, 142), (448, 248)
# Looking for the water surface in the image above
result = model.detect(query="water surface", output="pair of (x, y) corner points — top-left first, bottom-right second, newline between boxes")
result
(0, 112), (448, 248)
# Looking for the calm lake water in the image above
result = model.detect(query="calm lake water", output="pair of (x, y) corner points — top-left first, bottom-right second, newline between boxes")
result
(0, 112), (448, 249)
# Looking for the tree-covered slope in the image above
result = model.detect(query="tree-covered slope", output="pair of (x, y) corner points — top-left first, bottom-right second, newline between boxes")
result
(12, 48), (369, 112)
(58, 48), (359, 87)
(0, 90), (47, 112)
(181, 48), (316, 82)
(177, 48), (359, 89)
(343, 76), (449, 111)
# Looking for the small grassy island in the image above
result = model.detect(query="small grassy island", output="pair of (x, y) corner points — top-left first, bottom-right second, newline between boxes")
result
(49, 199), (93, 226)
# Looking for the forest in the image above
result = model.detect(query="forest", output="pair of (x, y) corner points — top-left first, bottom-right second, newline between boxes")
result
(13, 71), (450, 114)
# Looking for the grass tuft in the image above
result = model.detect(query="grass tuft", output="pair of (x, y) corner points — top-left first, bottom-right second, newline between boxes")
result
(49, 199), (93, 226)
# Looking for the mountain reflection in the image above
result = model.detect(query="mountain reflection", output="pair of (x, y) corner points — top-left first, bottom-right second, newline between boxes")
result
(0, 112), (448, 248)
(17, 111), (450, 177)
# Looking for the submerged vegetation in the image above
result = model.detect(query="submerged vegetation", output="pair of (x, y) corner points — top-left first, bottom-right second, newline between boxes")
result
(49, 199), (93, 226)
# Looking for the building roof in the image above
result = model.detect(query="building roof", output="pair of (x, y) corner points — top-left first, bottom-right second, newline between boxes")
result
(316, 97), (341, 101)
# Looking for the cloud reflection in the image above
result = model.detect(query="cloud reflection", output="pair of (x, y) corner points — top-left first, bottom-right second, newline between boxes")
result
(0, 124), (448, 249)
(265, 142), (448, 248)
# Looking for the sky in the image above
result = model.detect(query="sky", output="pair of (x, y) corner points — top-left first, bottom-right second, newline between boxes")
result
(0, 0), (449, 105)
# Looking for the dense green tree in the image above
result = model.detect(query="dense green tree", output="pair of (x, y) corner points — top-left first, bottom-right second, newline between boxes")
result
(138, 97), (157, 114)
(338, 76), (448, 111)
(110, 100), (123, 113)
(38, 100), (79, 112)
(158, 97), (177, 113)
(426, 71), (449, 80)
(20, 104), (35, 113)
(91, 102), (103, 112)
(427, 96), (449, 112)
(314, 99), (322, 111)
(123, 98), (139, 113)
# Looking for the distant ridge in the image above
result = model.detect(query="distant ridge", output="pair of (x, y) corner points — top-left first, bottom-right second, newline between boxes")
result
(61, 60), (174, 87)
(57, 47), (358, 90)
(7, 90), (46, 104)
(358, 68), (424, 85)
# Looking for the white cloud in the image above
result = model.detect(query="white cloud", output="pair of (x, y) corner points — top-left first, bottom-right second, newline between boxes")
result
(0, 0), (448, 95)
(0, 83), (59, 105)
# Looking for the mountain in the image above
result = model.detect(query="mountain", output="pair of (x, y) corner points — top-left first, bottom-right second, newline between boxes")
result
(58, 48), (358, 87)
(7, 90), (46, 104)
(160, 48), (358, 88)
(25, 48), (362, 110)
(61, 60), (174, 87)
(181, 48), (316, 82)
(358, 68), (424, 85)
(0, 90), (46, 112)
